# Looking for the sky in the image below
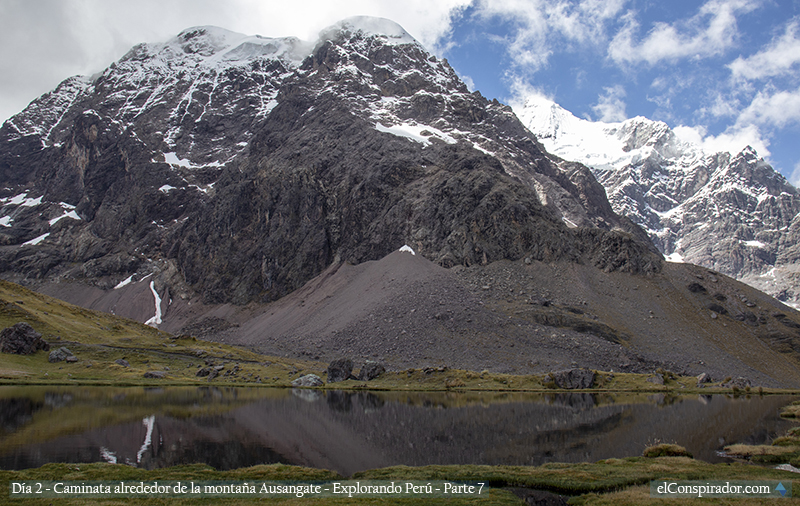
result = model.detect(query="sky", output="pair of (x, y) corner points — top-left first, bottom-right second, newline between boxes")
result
(1, 0), (800, 185)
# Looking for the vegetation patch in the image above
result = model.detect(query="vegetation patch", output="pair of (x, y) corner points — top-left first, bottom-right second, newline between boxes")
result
(642, 443), (693, 458)
(723, 399), (800, 465)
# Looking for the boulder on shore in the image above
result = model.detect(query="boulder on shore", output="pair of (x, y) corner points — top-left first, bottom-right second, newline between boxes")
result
(0, 322), (49, 355)
(357, 360), (386, 381)
(292, 374), (324, 387)
(48, 346), (75, 363)
(545, 368), (595, 389)
(723, 377), (752, 389)
(327, 358), (356, 383)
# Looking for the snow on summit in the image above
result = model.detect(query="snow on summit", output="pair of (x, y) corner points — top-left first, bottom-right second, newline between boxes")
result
(319, 16), (418, 46)
(151, 17), (418, 70)
(514, 92), (800, 310)
(154, 26), (314, 67)
(514, 94), (699, 174)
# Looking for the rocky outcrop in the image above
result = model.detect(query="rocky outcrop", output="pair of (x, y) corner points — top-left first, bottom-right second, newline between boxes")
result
(357, 361), (386, 381)
(327, 358), (355, 383)
(48, 346), (74, 363)
(722, 377), (752, 389)
(0, 323), (49, 355)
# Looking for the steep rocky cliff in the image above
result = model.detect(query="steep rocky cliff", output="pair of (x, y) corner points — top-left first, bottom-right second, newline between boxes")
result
(0, 18), (658, 306)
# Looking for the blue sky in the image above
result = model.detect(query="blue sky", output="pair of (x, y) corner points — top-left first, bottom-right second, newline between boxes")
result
(442, 0), (800, 185)
(1, 0), (799, 183)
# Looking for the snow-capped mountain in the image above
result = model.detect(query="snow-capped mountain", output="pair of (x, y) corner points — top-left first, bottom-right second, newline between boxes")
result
(0, 17), (657, 306)
(5, 18), (800, 386)
(516, 95), (800, 308)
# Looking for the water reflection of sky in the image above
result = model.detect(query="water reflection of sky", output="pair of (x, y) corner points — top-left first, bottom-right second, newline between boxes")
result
(0, 387), (796, 476)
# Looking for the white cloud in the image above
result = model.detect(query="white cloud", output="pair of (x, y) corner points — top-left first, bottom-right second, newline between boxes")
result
(608, 0), (760, 66)
(735, 87), (800, 129)
(592, 85), (627, 122)
(729, 19), (800, 81)
(506, 78), (554, 111)
(706, 92), (741, 118)
(673, 123), (771, 158)
(472, 0), (626, 73)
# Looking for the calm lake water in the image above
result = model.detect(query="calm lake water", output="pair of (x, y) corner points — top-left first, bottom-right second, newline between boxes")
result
(0, 386), (795, 476)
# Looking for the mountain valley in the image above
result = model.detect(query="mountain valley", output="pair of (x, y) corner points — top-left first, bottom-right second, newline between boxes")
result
(0, 18), (799, 386)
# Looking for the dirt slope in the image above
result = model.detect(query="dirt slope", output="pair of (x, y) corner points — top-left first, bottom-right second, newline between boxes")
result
(34, 249), (800, 387)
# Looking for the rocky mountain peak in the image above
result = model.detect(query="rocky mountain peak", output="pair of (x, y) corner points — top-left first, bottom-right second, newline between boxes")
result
(0, 20), (661, 309)
(515, 95), (800, 309)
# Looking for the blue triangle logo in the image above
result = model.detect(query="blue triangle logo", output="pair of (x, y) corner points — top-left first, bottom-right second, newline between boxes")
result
(776, 483), (787, 496)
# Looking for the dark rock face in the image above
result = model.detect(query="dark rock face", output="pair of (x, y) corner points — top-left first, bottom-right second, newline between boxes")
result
(0, 322), (48, 355)
(0, 20), (660, 311)
(327, 358), (355, 383)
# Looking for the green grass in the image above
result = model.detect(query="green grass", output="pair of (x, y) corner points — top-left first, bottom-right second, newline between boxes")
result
(641, 443), (693, 458)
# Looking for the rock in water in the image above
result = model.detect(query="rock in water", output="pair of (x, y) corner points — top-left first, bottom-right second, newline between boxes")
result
(0, 323), (49, 355)
(292, 374), (324, 387)
(327, 358), (355, 383)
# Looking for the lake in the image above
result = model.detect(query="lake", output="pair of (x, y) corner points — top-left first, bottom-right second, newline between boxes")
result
(0, 386), (795, 476)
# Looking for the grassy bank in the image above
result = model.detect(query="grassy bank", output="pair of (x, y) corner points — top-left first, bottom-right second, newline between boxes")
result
(0, 279), (792, 394)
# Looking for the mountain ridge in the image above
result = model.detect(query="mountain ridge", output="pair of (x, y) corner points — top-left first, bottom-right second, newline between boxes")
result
(515, 95), (800, 309)
(0, 20), (658, 304)
(1, 19), (800, 386)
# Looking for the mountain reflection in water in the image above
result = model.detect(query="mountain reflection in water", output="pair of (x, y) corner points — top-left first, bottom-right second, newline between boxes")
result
(0, 387), (795, 476)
